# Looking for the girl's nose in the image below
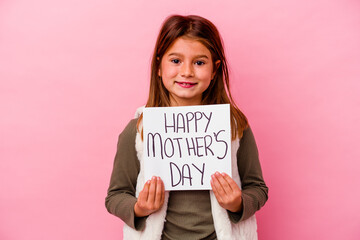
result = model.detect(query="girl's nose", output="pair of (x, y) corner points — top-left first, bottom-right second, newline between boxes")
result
(180, 62), (194, 77)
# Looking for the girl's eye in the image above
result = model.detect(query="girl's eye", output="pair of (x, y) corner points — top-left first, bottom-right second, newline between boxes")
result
(195, 61), (205, 66)
(171, 59), (180, 64)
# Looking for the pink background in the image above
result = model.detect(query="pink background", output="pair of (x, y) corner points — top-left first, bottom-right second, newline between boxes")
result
(1, 0), (359, 239)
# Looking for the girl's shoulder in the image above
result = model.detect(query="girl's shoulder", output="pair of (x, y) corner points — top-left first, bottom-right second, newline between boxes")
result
(120, 106), (144, 136)
(119, 118), (139, 139)
(239, 125), (259, 153)
(134, 106), (145, 118)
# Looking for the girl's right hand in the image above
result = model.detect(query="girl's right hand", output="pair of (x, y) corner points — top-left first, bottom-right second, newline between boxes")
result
(134, 176), (165, 217)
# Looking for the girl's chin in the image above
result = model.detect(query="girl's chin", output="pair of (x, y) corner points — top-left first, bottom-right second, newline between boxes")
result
(169, 95), (202, 106)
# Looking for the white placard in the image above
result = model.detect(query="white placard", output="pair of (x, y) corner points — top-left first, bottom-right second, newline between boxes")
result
(143, 104), (231, 190)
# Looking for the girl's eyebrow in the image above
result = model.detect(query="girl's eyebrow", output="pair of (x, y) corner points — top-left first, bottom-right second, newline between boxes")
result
(168, 52), (209, 59)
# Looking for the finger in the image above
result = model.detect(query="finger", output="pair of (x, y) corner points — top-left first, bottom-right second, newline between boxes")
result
(211, 172), (224, 193)
(211, 174), (224, 202)
(213, 172), (231, 194)
(215, 172), (232, 194)
(160, 178), (165, 205)
(139, 180), (150, 203)
(147, 176), (157, 203)
(221, 172), (241, 193)
(154, 177), (163, 206)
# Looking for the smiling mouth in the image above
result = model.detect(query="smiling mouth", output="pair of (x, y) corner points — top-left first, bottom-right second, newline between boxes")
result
(176, 81), (197, 88)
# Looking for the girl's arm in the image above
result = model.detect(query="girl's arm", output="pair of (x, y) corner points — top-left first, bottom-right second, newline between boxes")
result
(235, 126), (268, 221)
(211, 126), (269, 222)
(105, 119), (148, 230)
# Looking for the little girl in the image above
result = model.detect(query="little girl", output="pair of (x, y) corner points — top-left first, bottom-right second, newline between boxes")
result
(106, 14), (268, 240)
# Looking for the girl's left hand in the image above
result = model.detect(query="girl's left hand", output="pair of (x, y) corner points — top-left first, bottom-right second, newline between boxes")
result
(210, 172), (243, 213)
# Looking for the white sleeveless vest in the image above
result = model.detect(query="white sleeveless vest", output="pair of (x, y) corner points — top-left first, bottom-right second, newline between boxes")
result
(123, 107), (258, 240)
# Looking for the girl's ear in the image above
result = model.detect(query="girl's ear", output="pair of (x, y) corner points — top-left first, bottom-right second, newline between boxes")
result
(212, 60), (221, 79)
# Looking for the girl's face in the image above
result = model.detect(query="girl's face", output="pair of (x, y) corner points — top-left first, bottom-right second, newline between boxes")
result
(159, 37), (220, 106)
